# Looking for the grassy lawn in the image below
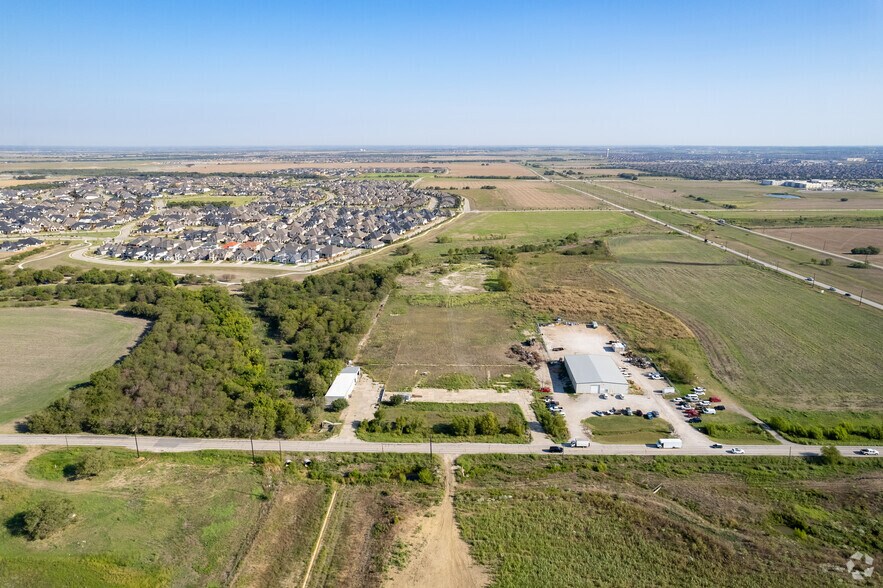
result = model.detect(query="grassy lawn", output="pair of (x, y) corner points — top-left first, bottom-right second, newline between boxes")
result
(692, 411), (778, 445)
(582, 415), (673, 444)
(714, 209), (883, 228)
(357, 402), (529, 443)
(2, 448), (442, 587)
(454, 454), (883, 588)
(0, 307), (147, 424)
(358, 292), (526, 390)
(165, 194), (257, 206)
(600, 262), (883, 419)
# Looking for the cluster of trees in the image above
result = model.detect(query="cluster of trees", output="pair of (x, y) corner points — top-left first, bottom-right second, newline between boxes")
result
(443, 233), (584, 267)
(242, 266), (398, 399)
(15, 497), (75, 540)
(531, 399), (568, 442)
(28, 286), (309, 438)
(562, 239), (609, 257)
(767, 416), (883, 442)
(850, 246), (880, 255)
(360, 409), (426, 435)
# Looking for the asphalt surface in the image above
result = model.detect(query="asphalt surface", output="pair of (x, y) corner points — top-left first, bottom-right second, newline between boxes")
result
(0, 433), (878, 458)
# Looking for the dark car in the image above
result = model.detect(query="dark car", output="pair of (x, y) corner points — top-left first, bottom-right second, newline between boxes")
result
(548, 445), (565, 453)
(551, 347), (564, 352)
(688, 417), (702, 423)
(715, 405), (726, 411)
(711, 443), (723, 449)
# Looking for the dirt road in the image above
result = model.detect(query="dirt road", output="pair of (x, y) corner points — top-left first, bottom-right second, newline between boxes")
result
(385, 455), (488, 588)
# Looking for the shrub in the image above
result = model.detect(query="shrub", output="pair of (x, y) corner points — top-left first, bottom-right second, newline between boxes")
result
(475, 412), (500, 436)
(21, 498), (75, 540)
(73, 449), (111, 479)
(532, 400), (568, 442)
(819, 445), (842, 465)
(386, 394), (407, 406)
(329, 398), (349, 412)
(416, 467), (435, 485)
(451, 415), (476, 436)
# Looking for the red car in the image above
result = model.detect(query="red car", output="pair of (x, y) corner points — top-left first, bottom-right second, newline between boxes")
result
(540, 386), (551, 393)
(710, 396), (722, 403)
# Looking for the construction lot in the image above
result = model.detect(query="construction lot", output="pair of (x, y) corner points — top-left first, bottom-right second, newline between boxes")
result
(538, 323), (716, 448)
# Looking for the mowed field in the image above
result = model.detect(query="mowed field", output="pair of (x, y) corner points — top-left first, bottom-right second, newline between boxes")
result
(0, 307), (147, 424)
(605, 177), (883, 210)
(601, 261), (883, 416)
(418, 179), (606, 210)
(358, 293), (524, 390)
(714, 209), (883, 228)
(762, 227), (883, 255)
(454, 454), (883, 588)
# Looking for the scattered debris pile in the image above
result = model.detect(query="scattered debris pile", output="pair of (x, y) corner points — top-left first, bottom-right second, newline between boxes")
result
(508, 343), (543, 368)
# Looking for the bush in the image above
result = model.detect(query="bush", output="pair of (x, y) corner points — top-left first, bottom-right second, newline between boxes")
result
(850, 246), (879, 255)
(73, 449), (112, 479)
(21, 498), (75, 540)
(451, 415), (476, 436)
(663, 350), (695, 384)
(475, 412), (500, 436)
(386, 394), (407, 406)
(416, 467), (435, 485)
(532, 400), (568, 442)
(819, 445), (841, 465)
(329, 398), (349, 412)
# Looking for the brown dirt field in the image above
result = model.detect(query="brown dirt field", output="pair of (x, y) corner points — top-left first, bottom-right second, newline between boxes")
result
(384, 456), (489, 588)
(762, 227), (883, 255)
(232, 484), (328, 588)
(421, 179), (604, 210)
(440, 162), (530, 177)
(0, 175), (75, 188)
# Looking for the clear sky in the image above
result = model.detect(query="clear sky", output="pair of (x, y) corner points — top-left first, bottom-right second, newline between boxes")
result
(1, 0), (881, 147)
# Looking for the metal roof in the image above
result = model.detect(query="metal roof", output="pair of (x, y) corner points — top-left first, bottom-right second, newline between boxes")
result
(564, 354), (628, 385)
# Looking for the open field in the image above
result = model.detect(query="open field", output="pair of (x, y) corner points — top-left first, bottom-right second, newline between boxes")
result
(613, 177), (883, 210)
(441, 210), (640, 246)
(358, 292), (525, 390)
(357, 402), (529, 443)
(693, 411), (779, 445)
(454, 454), (883, 588)
(713, 209), (883, 227)
(0, 307), (147, 424)
(0, 447), (443, 587)
(165, 194), (258, 207)
(419, 179), (606, 210)
(582, 415), (674, 444)
(600, 262), (883, 417)
(761, 227), (883, 255)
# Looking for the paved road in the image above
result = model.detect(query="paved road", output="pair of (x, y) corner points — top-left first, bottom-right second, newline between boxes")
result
(0, 433), (878, 458)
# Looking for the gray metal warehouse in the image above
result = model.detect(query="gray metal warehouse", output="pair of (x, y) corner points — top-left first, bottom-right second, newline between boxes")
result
(564, 354), (629, 395)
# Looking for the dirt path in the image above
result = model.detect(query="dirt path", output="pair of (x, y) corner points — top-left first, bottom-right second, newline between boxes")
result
(385, 456), (489, 588)
(300, 488), (338, 588)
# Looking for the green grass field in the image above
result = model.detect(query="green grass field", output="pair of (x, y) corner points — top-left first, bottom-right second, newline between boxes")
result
(358, 292), (526, 390)
(601, 261), (883, 419)
(165, 194), (257, 206)
(0, 307), (147, 424)
(714, 209), (883, 228)
(357, 402), (529, 443)
(454, 454), (883, 588)
(692, 411), (778, 445)
(582, 415), (674, 444)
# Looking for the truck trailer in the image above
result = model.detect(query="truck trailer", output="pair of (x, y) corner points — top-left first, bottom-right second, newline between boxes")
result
(656, 438), (683, 449)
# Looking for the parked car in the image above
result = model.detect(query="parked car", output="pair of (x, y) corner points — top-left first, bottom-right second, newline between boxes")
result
(540, 386), (551, 393)
(692, 387), (706, 393)
(548, 445), (565, 453)
(688, 417), (702, 423)
(728, 447), (745, 454)
(599, 393), (608, 399)
(858, 448), (880, 456)
(715, 405), (726, 411)
(709, 396), (721, 403)
(615, 393), (625, 400)
(551, 347), (564, 351)
(711, 443), (723, 449)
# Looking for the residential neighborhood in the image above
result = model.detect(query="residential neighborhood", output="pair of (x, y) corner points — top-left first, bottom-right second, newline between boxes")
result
(0, 173), (459, 265)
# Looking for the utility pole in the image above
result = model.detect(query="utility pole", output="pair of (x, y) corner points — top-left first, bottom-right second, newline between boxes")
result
(133, 428), (140, 458)
(429, 434), (433, 460)
(250, 436), (256, 463)
(278, 439), (283, 462)
(858, 289), (864, 307)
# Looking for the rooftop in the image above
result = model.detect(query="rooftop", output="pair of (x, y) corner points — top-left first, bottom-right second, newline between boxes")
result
(564, 354), (628, 385)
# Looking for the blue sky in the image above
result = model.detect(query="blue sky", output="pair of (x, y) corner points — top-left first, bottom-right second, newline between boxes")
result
(1, 0), (881, 146)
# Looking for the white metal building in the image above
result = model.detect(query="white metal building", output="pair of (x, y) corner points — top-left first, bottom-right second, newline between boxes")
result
(324, 365), (361, 406)
(564, 355), (628, 395)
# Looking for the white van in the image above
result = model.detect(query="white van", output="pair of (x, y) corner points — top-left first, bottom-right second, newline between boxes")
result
(571, 439), (590, 448)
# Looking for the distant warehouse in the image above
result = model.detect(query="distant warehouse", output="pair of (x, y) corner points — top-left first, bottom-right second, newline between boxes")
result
(564, 355), (628, 395)
(324, 365), (361, 406)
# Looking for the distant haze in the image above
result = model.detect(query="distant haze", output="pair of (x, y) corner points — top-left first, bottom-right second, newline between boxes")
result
(1, 0), (881, 147)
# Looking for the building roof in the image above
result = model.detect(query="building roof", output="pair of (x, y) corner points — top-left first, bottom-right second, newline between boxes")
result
(564, 355), (628, 385)
(325, 368), (359, 398)
(341, 365), (361, 374)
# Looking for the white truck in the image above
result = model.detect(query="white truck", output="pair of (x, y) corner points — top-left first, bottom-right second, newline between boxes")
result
(656, 438), (683, 449)
(571, 439), (590, 448)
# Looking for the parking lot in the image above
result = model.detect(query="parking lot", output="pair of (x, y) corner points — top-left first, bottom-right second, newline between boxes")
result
(538, 323), (711, 447)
